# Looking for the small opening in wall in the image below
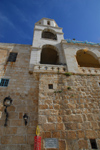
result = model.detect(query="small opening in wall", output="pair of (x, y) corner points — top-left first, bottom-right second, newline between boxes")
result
(48, 84), (53, 89)
(47, 21), (50, 25)
(7, 52), (18, 62)
(99, 82), (100, 86)
(90, 139), (98, 149)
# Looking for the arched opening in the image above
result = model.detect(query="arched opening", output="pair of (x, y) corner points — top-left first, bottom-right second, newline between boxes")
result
(40, 45), (59, 65)
(42, 29), (57, 40)
(76, 50), (100, 68)
(47, 21), (50, 25)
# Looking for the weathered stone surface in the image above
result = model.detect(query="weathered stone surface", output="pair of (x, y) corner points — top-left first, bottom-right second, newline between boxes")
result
(77, 130), (85, 138)
(65, 123), (77, 130)
(67, 131), (77, 140)
(59, 140), (66, 150)
(11, 136), (26, 144)
(57, 123), (64, 130)
(52, 131), (61, 138)
(86, 130), (97, 138)
(78, 140), (88, 149)
(43, 124), (56, 131)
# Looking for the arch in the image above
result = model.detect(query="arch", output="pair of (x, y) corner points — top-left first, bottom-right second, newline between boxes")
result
(40, 45), (59, 65)
(76, 49), (100, 68)
(42, 28), (57, 40)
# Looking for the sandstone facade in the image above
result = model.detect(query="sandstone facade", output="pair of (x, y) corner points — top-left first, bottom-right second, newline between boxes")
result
(0, 18), (100, 150)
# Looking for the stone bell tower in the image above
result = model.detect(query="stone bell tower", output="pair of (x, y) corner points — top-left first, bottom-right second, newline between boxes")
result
(29, 18), (66, 73)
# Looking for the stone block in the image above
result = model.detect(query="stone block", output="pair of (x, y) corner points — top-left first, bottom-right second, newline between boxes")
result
(17, 127), (27, 135)
(77, 130), (85, 138)
(61, 131), (66, 139)
(27, 127), (36, 134)
(27, 135), (35, 144)
(63, 114), (83, 123)
(9, 112), (18, 119)
(59, 140), (66, 150)
(57, 116), (62, 122)
(0, 103), (3, 111)
(48, 116), (56, 123)
(67, 103), (76, 109)
(39, 115), (47, 124)
(54, 104), (60, 109)
(67, 131), (77, 140)
(78, 140), (88, 149)
(10, 120), (22, 126)
(52, 131), (61, 138)
(43, 124), (55, 131)
(1, 136), (11, 144)
(41, 132), (51, 138)
(11, 136), (26, 144)
(5, 127), (17, 134)
(65, 123), (77, 130)
(39, 104), (48, 109)
(7, 106), (15, 111)
(0, 145), (21, 150)
(86, 130), (97, 138)
(87, 114), (94, 121)
(91, 122), (99, 130)
(19, 112), (23, 119)
(57, 123), (65, 130)
(21, 145), (31, 150)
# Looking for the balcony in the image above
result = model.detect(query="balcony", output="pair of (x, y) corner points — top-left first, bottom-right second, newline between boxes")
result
(33, 64), (66, 73)
(79, 67), (100, 74)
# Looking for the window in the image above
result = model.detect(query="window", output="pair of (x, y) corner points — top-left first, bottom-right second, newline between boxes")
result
(42, 29), (57, 40)
(90, 139), (98, 149)
(0, 79), (9, 87)
(48, 84), (53, 89)
(7, 52), (18, 62)
(40, 46), (59, 65)
(47, 21), (50, 25)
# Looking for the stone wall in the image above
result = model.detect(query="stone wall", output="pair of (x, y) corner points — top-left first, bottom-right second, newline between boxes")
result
(0, 44), (39, 150)
(0, 42), (100, 150)
(38, 73), (100, 150)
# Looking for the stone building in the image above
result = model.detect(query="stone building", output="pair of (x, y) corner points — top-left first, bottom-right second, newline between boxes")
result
(0, 18), (100, 150)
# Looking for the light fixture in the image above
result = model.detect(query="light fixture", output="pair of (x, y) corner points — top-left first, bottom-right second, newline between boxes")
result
(3, 96), (13, 126)
(23, 113), (28, 126)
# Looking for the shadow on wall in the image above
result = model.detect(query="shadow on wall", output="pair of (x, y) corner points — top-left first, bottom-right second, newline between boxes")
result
(76, 49), (100, 68)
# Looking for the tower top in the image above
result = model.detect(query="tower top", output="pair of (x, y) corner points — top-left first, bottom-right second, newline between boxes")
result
(35, 18), (58, 27)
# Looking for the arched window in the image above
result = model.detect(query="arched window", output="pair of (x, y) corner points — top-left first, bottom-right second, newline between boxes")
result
(47, 21), (50, 25)
(40, 45), (59, 65)
(76, 50), (100, 68)
(42, 29), (57, 40)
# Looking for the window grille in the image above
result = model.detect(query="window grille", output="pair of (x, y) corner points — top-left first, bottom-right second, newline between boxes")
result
(42, 31), (57, 40)
(0, 79), (9, 87)
(48, 84), (53, 89)
(7, 52), (18, 62)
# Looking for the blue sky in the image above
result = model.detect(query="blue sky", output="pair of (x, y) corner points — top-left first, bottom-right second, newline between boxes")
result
(0, 0), (100, 45)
